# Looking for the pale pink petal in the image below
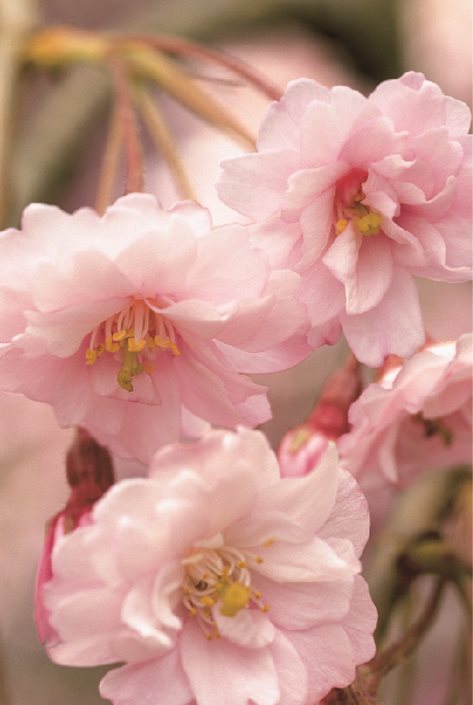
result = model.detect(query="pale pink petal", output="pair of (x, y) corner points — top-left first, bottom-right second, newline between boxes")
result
(253, 575), (352, 630)
(342, 268), (424, 367)
(213, 607), (275, 649)
(250, 536), (358, 583)
(286, 623), (356, 703)
(257, 78), (330, 151)
(180, 619), (279, 705)
(269, 631), (308, 705)
(217, 149), (299, 220)
(99, 648), (193, 705)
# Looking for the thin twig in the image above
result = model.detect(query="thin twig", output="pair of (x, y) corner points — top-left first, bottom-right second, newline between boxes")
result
(95, 99), (124, 214)
(117, 32), (282, 101)
(369, 579), (446, 683)
(134, 84), (196, 201)
(107, 54), (144, 194)
(0, 0), (38, 227)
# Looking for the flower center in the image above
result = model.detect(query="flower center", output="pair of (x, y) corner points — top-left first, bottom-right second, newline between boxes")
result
(182, 544), (269, 640)
(85, 298), (180, 392)
(335, 189), (382, 238)
(412, 412), (453, 447)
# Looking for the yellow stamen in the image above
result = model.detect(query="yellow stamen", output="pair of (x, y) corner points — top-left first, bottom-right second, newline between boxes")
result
(112, 329), (127, 342)
(85, 349), (97, 365)
(105, 336), (120, 353)
(263, 538), (275, 548)
(336, 218), (348, 235)
(128, 337), (147, 353)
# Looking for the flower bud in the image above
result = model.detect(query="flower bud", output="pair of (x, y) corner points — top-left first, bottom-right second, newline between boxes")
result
(279, 355), (362, 477)
(34, 429), (114, 646)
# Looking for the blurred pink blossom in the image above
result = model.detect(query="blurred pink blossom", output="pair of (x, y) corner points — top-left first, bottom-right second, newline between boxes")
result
(0, 193), (310, 463)
(338, 334), (472, 511)
(44, 428), (376, 705)
(217, 72), (472, 366)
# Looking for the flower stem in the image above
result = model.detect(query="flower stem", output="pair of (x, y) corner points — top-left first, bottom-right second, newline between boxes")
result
(108, 54), (144, 194)
(134, 84), (196, 201)
(95, 98), (124, 214)
(369, 578), (446, 682)
(0, 0), (38, 226)
(118, 32), (282, 101)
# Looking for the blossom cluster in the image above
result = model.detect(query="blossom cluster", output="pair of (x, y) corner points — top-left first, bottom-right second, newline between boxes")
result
(0, 71), (471, 705)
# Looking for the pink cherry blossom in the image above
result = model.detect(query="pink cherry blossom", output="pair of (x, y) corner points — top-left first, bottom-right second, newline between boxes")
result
(43, 428), (376, 705)
(0, 193), (310, 462)
(217, 72), (472, 366)
(338, 334), (472, 511)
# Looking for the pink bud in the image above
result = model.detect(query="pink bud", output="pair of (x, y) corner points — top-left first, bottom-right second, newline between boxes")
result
(34, 430), (114, 646)
(278, 355), (362, 477)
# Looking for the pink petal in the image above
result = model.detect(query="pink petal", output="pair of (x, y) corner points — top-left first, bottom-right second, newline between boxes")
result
(324, 227), (394, 315)
(180, 619), (279, 705)
(319, 470), (370, 559)
(341, 268), (424, 367)
(269, 631), (308, 705)
(257, 78), (330, 151)
(213, 607), (275, 649)
(253, 575), (352, 631)
(217, 149), (299, 220)
(99, 648), (193, 705)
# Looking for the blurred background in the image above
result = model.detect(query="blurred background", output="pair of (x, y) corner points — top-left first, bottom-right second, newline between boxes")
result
(0, 0), (471, 703)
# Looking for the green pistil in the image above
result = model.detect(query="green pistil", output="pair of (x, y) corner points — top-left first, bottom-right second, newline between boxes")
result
(117, 340), (143, 392)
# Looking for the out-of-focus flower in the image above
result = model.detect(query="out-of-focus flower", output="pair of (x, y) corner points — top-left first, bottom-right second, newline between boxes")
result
(217, 72), (472, 366)
(44, 428), (376, 705)
(338, 334), (472, 506)
(35, 429), (115, 646)
(278, 354), (361, 477)
(0, 193), (309, 463)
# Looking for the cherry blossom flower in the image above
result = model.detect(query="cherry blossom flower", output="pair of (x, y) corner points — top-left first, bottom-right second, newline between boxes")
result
(279, 354), (361, 477)
(0, 194), (309, 462)
(217, 72), (472, 365)
(43, 428), (376, 705)
(338, 334), (472, 510)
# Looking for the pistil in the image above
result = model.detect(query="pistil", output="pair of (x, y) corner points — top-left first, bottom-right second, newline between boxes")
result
(182, 545), (270, 640)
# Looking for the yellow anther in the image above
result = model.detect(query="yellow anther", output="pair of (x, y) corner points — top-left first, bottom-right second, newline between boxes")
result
(263, 538), (275, 548)
(217, 582), (251, 617)
(112, 330), (127, 342)
(200, 596), (216, 607)
(146, 335), (156, 349)
(142, 363), (155, 374)
(170, 341), (181, 356)
(85, 348), (97, 365)
(255, 556), (264, 565)
(105, 336), (120, 353)
(236, 560), (247, 569)
(253, 590), (262, 600)
(354, 211), (382, 236)
(336, 218), (348, 235)
(188, 607), (197, 616)
(261, 603), (270, 613)
(128, 337), (147, 353)
(154, 335), (172, 349)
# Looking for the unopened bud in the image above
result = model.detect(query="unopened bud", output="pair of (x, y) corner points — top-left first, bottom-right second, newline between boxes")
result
(34, 429), (114, 646)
